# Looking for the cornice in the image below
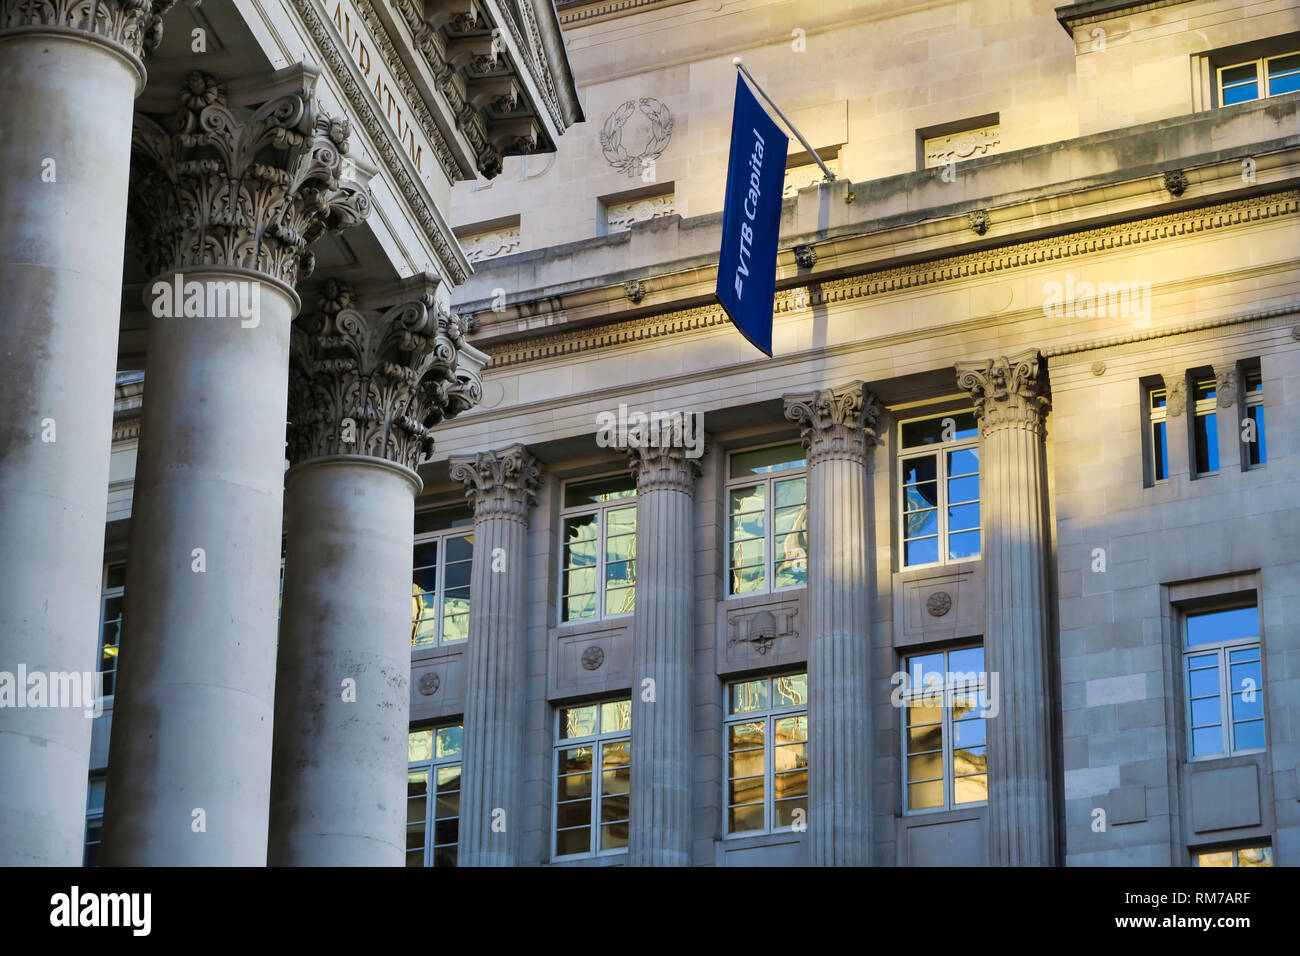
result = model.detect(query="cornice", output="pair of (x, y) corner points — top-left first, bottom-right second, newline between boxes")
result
(480, 188), (1300, 370)
(293, 0), (470, 284)
(557, 0), (691, 27)
(1054, 0), (1189, 35)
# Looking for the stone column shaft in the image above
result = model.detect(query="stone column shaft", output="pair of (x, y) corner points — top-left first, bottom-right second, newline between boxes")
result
(0, 3), (165, 864)
(784, 383), (878, 866)
(451, 445), (540, 867)
(268, 280), (484, 865)
(627, 441), (700, 866)
(102, 68), (372, 865)
(957, 350), (1057, 866)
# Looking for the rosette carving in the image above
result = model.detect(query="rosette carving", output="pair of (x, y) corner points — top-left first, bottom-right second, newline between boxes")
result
(128, 69), (373, 287)
(288, 278), (485, 470)
(449, 444), (542, 523)
(782, 382), (880, 466)
(0, 0), (175, 59)
(955, 350), (1050, 434)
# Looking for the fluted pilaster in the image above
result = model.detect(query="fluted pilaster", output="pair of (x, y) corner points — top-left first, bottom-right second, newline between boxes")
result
(268, 279), (485, 865)
(627, 440), (702, 866)
(783, 382), (879, 866)
(450, 444), (542, 866)
(955, 349), (1057, 866)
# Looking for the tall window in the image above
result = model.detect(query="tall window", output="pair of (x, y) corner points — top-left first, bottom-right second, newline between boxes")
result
(899, 412), (980, 567)
(1218, 52), (1300, 104)
(83, 772), (105, 867)
(560, 475), (637, 622)
(901, 645), (988, 812)
(1244, 368), (1267, 467)
(553, 699), (631, 858)
(726, 442), (807, 595)
(724, 673), (808, 835)
(1146, 386), (1169, 483)
(98, 562), (125, 697)
(1192, 377), (1219, 475)
(1184, 603), (1265, 759)
(1195, 845), (1273, 867)
(407, 724), (462, 867)
(412, 508), (474, 647)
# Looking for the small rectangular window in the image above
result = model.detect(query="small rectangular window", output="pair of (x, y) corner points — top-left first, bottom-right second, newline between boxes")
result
(1184, 603), (1265, 759)
(724, 673), (808, 835)
(898, 412), (981, 568)
(1147, 387), (1169, 483)
(560, 474), (637, 622)
(412, 508), (474, 647)
(554, 699), (632, 858)
(1192, 377), (1219, 475)
(1195, 844), (1273, 866)
(407, 724), (463, 867)
(1216, 51), (1300, 105)
(726, 443), (808, 595)
(901, 644), (989, 812)
(1244, 368), (1266, 466)
(98, 562), (126, 697)
(83, 772), (106, 867)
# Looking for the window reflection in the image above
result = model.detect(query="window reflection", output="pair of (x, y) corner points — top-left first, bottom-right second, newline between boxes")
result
(724, 673), (808, 835)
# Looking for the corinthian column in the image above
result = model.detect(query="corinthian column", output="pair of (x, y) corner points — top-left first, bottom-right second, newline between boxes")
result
(449, 445), (542, 867)
(102, 69), (372, 865)
(955, 350), (1057, 866)
(0, 0), (172, 866)
(626, 441), (702, 866)
(267, 278), (486, 865)
(783, 383), (879, 866)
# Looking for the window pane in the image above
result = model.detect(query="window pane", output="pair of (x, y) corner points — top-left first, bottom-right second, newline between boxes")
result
(902, 455), (937, 485)
(728, 802), (765, 833)
(1152, 420), (1168, 481)
(730, 443), (805, 478)
(600, 821), (629, 850)
(600, 699), (632, 732)
(561, 707), (598, 739)
(1238, 846), (1273, 867)
(556, 799), (591, 829)
(947, 474), (979, 504)
(563, 515), (598, 562)
(435, 725), (463, 759)
(415, 507), (473, 535)
(947, 447), (979, 477)
(729, 748), (765, 778)
(905, 484), (939, 513)
(953, 774), (988, 804)
(948, 530), (981, 561)
(908, 752), (942, 783)
(1193, 412), (1219, 473)
(729, 721), (765, 750)
(774, 715), (807, 745)
(605, 585), (635, 616)
(948, 646), (984, 676)
(1186, 607), (1258, 645)
(1192, 725), (1223, 757)
(731, 562), (766, 595)
(1232, 719), (1265, 751)
(1196, 850), (1233, 867)
(901, 412), (977, 447)
(953, 718), (986, 749)
(948, 502), (980, 532)
(730, 680), (768, 714)
(729, 774), (764, 806)
(564, 475), (636, 508)
(908, 725), (942, 754)
(556, 826), (590, 856)
(563, 591), (596, 621)
(1267, 54), (1300, 94)
(908, 653), (945, 691)
(908, 780), (943, 810)
(1247, 405), (1266, 465)
(774, 796), (807, 829)
(773, 673), (807, 707)
(1190, 696), (1221, 727)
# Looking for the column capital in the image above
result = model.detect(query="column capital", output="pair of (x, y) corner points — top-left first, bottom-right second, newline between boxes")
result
(449, 444), (542, 524)
(288, 278), (485, 472)
(626, 443), (704, 494)
(128, 66), (373, 289)
(1, 0), (174, 62)
(782, 381), (880, 466)
(1160, 369), (1188, 417)
(955, 350), (1050, 434)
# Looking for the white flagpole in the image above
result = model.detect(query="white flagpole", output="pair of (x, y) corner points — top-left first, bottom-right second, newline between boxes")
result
(733, 57), (836, 182)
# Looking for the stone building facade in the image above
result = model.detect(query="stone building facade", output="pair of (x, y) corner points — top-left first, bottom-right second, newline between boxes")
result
(2, 0), (1297, 868)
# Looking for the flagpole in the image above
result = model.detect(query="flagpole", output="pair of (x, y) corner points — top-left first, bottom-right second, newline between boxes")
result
(733, 56), (836, 182)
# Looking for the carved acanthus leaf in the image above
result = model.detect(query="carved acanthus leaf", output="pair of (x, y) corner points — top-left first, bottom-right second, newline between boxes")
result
(955, 350), (1050, 433)
(782, 382), (880, 465)
(0, 0), (176, 59)
(449, 444), (542, 523)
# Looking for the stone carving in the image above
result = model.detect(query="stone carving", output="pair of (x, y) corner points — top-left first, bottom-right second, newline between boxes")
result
(288, 278), (484, 470)
(418, 672), (440, 696)
(968, 210), (990, 236)
(605, 193), (675, 233)
(923, 124), (1000, 167)
(955, 350), (1050, 434)
(459, 225), (521, 262)
(1292, 326), (1300, 341)
(793, 244), (818, 269)
(927, 592), (953, 617)
(783, 155), (840, 197)
(783, 382), (881, 466)
(600, 98), (673, 176)
(1162, 374), (1187, 417)
(450, 443), (542, 523)
(1091, 361), (1107, 376)
(627, 443), (703, 494)
(581, 646), (605, 671)
(129, 70), (373, 288)
(0, 0), (175, 59)
(623, 279), (647, 304)
(1164, 169), (1189, 197)
(1215, 369), (1238, 408)
(728, 607), (799, 656)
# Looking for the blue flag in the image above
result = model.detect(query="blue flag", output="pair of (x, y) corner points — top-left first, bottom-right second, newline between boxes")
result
(716, 73), (788, 357)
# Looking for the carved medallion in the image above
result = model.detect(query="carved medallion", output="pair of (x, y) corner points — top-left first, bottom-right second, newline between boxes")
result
(927, 592), (953, 617)
(581, 646), (605, 671)
(1091, 361), (1106, 377)
(418, 672), (440, 696)
(600, 98), (673, 177)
